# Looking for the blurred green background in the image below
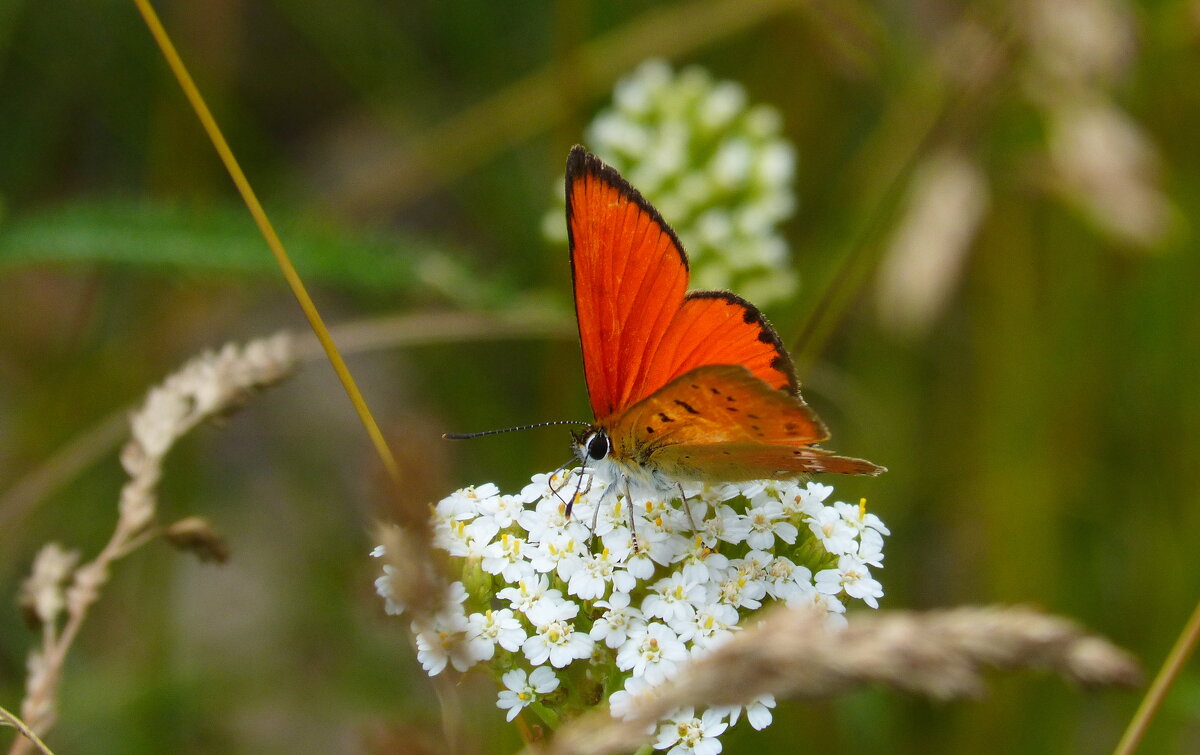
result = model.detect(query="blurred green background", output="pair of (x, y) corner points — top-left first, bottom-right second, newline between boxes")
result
(2, 0), (1198, 752)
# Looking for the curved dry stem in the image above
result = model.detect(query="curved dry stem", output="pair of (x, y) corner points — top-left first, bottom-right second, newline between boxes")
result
(528, 605), (1141, 755)
(9, 334), (297, 755)
(293, 309), (573, 362)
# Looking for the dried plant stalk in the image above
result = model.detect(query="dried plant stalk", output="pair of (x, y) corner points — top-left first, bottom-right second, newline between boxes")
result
(532, 605), (1141, 755)
(8, 334), (296, 755)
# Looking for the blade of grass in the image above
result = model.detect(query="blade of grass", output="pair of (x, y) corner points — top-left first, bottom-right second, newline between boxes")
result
(1113, 598), (1200, 755)
(130, 0), (399, 483)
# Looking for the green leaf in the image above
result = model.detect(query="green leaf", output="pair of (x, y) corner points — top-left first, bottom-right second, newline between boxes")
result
(0, 198), (454, 294)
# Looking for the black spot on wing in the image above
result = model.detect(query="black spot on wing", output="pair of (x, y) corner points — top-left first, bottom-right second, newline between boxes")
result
(673, 399), (700, 415)
(657, 412), (674, 423)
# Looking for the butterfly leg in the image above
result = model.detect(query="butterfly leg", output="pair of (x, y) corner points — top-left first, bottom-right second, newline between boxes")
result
(587, 487), (602, 551)
(677, 483), (698, 531)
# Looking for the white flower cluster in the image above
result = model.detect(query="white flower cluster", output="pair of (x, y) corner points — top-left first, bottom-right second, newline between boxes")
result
(375, 474), (888, 752)
(544, 59), (800, 306)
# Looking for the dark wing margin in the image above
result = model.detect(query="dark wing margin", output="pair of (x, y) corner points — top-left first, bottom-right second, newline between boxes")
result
(664, 290), (798, 396)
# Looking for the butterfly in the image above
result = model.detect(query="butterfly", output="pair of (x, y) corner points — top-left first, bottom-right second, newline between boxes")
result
(564, 145), (884, 507)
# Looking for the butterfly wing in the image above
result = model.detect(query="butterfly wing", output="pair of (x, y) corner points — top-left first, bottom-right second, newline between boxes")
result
(605, 364), (885, 481)
(566, 147), (796, 422)
(651, 443), (885, 481)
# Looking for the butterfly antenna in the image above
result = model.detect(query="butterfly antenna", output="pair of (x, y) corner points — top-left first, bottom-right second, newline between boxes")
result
(442, 420), (591, 440)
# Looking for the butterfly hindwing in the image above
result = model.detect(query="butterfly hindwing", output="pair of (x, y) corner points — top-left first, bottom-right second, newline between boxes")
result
(605, 364), (822, 453)
(650, 442), (886, 482)
(604, 364), (884, 481)
(567, 147), (796, 423)
(653, 291), (797, 396)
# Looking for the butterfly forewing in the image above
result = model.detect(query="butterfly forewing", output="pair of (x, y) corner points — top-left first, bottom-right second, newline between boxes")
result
(567, 150), (689, 421)
(567, 147), (796, 422)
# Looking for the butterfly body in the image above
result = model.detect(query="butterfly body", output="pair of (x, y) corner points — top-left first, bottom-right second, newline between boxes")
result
(565, 146), (883, 503)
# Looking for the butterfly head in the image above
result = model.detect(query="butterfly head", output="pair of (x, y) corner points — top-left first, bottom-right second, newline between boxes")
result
(572, 426), (611, 465)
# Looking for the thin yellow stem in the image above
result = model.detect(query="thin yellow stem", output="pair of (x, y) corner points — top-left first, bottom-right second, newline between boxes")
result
(0, 705), (56, 755)
(1112, 598), (1200, 755)
(129, 0), (399, 483)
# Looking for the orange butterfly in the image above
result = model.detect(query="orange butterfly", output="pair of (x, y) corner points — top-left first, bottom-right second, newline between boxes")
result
(564, 146), (884, 503)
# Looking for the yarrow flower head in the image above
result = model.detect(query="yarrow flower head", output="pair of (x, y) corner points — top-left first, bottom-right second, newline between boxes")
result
(375, 473), (888, 752)
(543, 59), (799, 305)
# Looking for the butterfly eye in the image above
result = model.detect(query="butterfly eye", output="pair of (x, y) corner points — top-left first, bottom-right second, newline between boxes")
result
(586, 431), (610, 461)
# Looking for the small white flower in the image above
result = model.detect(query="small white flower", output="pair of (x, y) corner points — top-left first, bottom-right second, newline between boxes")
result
(438, 483), (499, 521)
(677, 536), (730, 585)
(496, 666), (560, 722)
(482, 532), (531, 582)
(602, 527), (656, 579)
(759, 555), (813, 603)
(643, 573), (705, 625)
(437, 516), (499, 559)
(609, 675), (662, 722)
(411, 584), (482, 676)
(568, 547), (635, 600)
(634, 500), (692, 566)
(523, 596), (595, 668)
(858, 527), (885, 568)
(519, 470), (575, 505)
(496, 573), (559, 617)
(528, 531), (585, 581)
(676, 602), (739, 648)
(743, 499), (797, 550)
(467, 609), (527, 658)
(519, 492), (590, 545)
(697, 504), (752, 548)
(715, 559), (767, 610)
(815, 555), (884, 609)
(713, 694), (775, 731)
(479, 493), (526, 528)
(654, 707), (728, 755)
(617, 622), (689, 685)
(590, 591), (645, 649)
(834, 498), (892, 536)
(795, 481), (834, 515)
(806, 507), (858, 556)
